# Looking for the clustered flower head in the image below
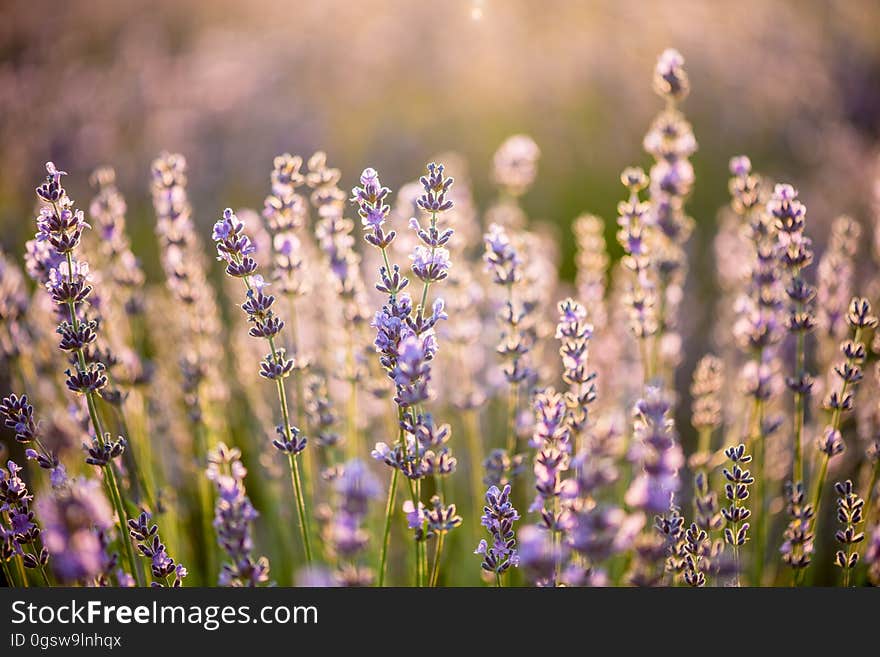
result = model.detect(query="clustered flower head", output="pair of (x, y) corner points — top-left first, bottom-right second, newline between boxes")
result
(625, 386), (683, 514)
(207, 443), (269, 587)
(1, 460), (49, 574)
(617, 167), (658, 342)
(690, 355), (723, 437)
(38, 477), (113, 584)
(128, 511), (187, 587)
(492, 135), (540, 197)
(325, 460), (381, 586)
(476, 484), (520, 577)
(832, 480), (864, 577)
(653, 48), (690, 101)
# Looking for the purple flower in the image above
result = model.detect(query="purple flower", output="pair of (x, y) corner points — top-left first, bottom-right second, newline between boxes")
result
(403, 500), (425, 530)
(207, 443), (270, 587)
(416, 162), (454, 214)
(492, 135), (540, 196)
(410, 245), (450, 284)
(128, 511), (187, 587)
(483, 223), (520, 286)
(653, 48), (689, 100)
(625, 386), (683, 514)
(39, 477), (112, 584)
(477, 484), (520, 576)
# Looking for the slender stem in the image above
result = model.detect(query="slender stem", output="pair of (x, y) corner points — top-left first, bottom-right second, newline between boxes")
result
(809, 326), (862, 570)
(753, 396), (766, 587)
(417, 211), (438, 322)
(287, 451), (313, 563)
(429, 532), (446, 587)
(193, 418), (218, 584)
(793, 330), (806, 485)
(506, 383), (519, 456)
(405, 478), (421, 587)
(239, 265), (313, 564)
(464, 408), (484, 508)
(14, 554), (28, 588)
(553, 496), (562, 587)
(288, 302), (314, 501)
(1, 558), (15, 587)
(810, 454), (830, 532)
(271, 352), (313, 563)
(494, 570), (503, 588)
(377, 466), (399, 586)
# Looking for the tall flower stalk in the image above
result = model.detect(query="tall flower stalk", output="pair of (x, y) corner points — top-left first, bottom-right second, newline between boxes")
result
(616, 167), (657, 384)
(476, 483), (520, 586)
(32, 162), (141, 585)
(212, 208), (313, 564)
(356, 163), (459, 587)
(832, 480), (864, 587)
(804, 298), (875, 582)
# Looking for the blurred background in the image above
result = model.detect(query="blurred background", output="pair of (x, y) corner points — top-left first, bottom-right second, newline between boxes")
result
(2, 0), (879, 281)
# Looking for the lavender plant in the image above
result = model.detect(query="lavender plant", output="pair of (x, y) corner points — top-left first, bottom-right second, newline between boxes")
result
(212, 208), (313, 564)
(206, 443), (270, 587)
(476, 484), (520, 586)
(4, 47), (880, 590)
(30, 162), (141, 585)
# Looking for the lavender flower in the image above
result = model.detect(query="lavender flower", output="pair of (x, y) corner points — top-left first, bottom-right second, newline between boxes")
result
(780, 481), (814, 574)
(475, 484), (520, 582)
(32, 161), (140, 583)
(556, 298), (596, 440)
(491, 135), (540, 197)
(207, 443), (270, 587)
(325, 460), (380, 586)
(625, 386), (683, 514)
(721, 444), (753, 585)
(39, 477), (113, 584)
(212, 207), (312, 562)
(809, 298), (876, 558)
(128, 511), (187, 587)
(0, 459), (49, 581)
(832, 480), (864, 586)
(770, 183), (815, 485)
(517, 525), (567, 587)
(617, 168), (659, 363)
(653, 48), (690, 101)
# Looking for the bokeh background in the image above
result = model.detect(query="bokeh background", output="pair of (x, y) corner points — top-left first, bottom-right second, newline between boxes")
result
(2, 0), (880, 281)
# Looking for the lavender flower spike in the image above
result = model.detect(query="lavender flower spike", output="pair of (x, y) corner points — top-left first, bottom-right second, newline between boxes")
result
(39, 477), (113, 585)
(476, 484), (520, 584)
(212, 206), (313, 564)
(207, 443), (270, 587)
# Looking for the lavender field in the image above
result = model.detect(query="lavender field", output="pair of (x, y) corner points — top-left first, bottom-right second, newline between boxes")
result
(2, 1), (880, 588)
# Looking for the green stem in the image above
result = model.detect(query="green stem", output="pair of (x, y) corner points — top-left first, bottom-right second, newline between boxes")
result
(405, 478), (421, 587)
(193, 419), (218, 584)
(377, 466), (399, 586)
(14, 555), (28, 588)
(287, 451), (313, 564)
(753, 396), (766, 587)
(494, 570), (503, 588)
(429, 532), (445, 587)
(1, 558), (16, 587)
(506, 383), (519, 456)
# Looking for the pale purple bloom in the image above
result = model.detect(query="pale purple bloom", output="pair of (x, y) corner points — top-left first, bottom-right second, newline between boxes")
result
(39, 477), (113, 584)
